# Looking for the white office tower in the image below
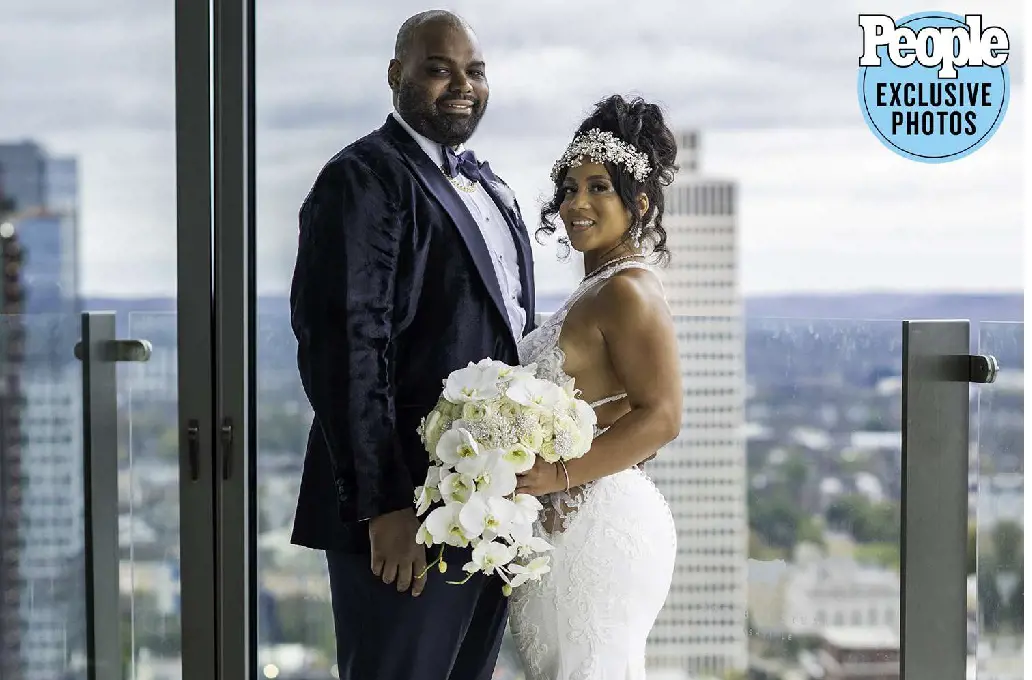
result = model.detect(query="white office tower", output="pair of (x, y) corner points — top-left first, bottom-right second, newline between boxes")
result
(645, 131), (748, 677)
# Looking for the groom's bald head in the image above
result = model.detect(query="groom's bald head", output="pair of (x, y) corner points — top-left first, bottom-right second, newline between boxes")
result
(394, 10), (474, 62)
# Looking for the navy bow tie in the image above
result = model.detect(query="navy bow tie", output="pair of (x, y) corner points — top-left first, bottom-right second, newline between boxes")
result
(443, 146), (484, 183)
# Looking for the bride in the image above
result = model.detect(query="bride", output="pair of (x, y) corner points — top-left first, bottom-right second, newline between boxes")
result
(507, 94), (682, 680)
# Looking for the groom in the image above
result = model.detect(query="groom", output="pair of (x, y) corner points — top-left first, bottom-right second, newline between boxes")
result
(289, 10), (535, 680)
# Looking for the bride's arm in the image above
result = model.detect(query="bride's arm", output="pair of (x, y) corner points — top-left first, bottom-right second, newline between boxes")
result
(562, 272), (682, 488)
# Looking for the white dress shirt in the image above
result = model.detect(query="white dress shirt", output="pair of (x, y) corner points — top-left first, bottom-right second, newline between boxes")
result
(391, 111), (526, 339)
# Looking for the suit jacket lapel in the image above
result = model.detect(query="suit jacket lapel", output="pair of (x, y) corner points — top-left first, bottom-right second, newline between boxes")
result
(382, 117), (515, 344)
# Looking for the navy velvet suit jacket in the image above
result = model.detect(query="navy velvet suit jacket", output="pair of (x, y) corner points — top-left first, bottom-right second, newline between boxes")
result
(289, 115), (536, 552)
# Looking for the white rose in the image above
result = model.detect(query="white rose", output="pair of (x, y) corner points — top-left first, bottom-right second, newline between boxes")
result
(538, 439), (559, 463)
(518, 419), (545, 451)
(422, 410), (446, 456)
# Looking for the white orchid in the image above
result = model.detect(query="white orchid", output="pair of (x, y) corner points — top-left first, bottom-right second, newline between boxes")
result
(505, 376), (564, 410)
(458, 493), (518, 541)
(455, 449), (518, 497)
(444, 362), (503, 402)
(519, 536), (555, 558)
(438, 471), (476, 504)
(462, 540), (517, 576)
(507, 520), (554, 556)
(416, 522), (435, 548)
(512, 493), (543, 523)
(414, 465), (444, 515)
(475, 357), (525, 382)
(436, 428), (480, 466)
(422, 504), (471, 548)
(507, 556), (552, 587)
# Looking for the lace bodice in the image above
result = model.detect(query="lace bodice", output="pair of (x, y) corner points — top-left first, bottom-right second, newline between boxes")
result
(517, 258), (654, 411)
(515, 258), (656, 534)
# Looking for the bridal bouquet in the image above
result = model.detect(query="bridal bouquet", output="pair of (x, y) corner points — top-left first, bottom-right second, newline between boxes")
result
(413, 358), (597, 594)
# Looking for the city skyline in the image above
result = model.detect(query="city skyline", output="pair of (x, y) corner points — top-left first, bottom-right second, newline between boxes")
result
(0, 3), (1024, 678)
(0, 0), (1024, 298)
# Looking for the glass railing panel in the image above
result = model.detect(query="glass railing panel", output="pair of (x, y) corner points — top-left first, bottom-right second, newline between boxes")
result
(253, 312), (913, 680)
(974, 321), (1023, 680)
(743, 317), (902, 680)
(117, 311), (182, 679)
(255, 310), (336, 678)
(0, 313), (88, 679)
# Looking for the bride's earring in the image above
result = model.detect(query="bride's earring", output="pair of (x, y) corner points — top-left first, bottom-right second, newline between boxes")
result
(555, 235), (571, 261)
(631, 196), (649, 249)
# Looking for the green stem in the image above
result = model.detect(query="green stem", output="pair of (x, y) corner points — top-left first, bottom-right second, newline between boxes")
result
(446, 572), (476, 586)
(417, 545), (447, 579)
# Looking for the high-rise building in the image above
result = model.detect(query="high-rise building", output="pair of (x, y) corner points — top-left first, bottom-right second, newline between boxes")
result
(0, 144), (47, 214)
(0, 143), (79, 317)
(43, 157), (80, 310)
(0, 142), (84, 680)
(9, 210), (80, 362)
(0, 223), (27, 680)
(645, 130), (748, 677)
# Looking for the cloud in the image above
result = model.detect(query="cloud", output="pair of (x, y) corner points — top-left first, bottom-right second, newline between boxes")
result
(0, 0), (1023, 296)
(254, 0), (1025, 134)
(703, 96), (1024, 293)
(0, 7), (175, 132)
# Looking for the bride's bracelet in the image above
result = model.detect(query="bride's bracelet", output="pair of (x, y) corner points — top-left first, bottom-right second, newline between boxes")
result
(557, 460), (570, 492)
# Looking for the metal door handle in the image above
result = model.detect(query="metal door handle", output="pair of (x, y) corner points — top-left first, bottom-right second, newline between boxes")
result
(186, 420), (200, 481)
(74, 339), (152, 363)
(220, 418), (234, 480)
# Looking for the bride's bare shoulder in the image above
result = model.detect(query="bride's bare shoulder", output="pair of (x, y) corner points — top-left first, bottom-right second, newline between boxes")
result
(591, 267), (670, 327)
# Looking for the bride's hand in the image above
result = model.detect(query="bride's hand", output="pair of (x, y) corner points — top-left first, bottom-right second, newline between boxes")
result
(514, 457), (565, 497)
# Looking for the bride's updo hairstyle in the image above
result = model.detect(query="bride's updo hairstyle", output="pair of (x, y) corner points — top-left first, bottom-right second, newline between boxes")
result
(538, 94), (679, 264)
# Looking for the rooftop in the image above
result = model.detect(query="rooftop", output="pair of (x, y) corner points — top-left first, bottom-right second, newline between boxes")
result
(821, 626), (899, 649)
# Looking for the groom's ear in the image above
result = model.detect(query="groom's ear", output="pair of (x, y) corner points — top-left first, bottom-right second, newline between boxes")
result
(387, 59), (401, 93)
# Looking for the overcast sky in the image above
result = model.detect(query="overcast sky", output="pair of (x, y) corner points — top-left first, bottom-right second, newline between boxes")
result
(0, 0), (1024, 297)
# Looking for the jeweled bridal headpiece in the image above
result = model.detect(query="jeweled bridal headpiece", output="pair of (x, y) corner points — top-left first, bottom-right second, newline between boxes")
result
(550, 128), (653, 184)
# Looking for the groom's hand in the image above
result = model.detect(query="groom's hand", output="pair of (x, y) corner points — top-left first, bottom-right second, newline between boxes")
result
(369, 508), (428, 597)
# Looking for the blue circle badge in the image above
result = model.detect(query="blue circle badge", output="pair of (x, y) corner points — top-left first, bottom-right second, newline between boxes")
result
(857, 11), (1011, 163)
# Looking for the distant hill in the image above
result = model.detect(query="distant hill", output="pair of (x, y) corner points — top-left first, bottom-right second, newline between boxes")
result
(743, 292), (1022, 322)
(77, 291), (1023, 384)
(83, 297), (176, 314)
(83, 291), (1023, 323)
(82, 296), (290, 315)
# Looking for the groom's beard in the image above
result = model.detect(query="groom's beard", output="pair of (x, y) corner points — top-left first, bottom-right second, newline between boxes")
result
(397, 81), (487, 147)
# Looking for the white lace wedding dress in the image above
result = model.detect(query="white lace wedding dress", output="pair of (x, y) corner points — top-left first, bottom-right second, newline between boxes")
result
(507, 260), (677, 680)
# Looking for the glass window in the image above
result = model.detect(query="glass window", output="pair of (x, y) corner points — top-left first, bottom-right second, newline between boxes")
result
(248, 3), (1022, 680)
(1, 1), (182, 679)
